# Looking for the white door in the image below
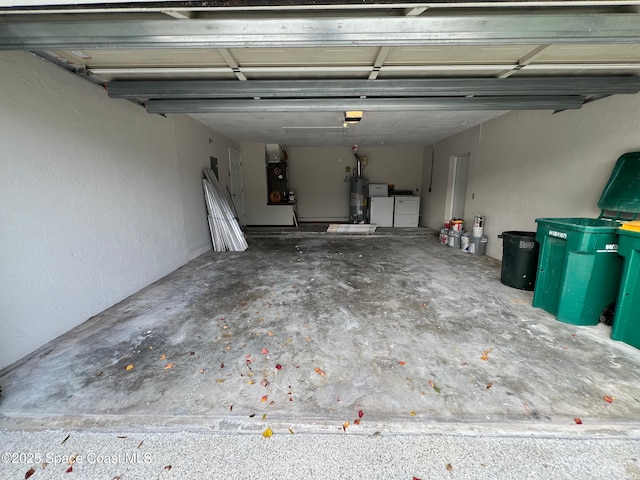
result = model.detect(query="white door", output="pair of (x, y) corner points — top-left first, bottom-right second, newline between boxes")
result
(228, 148), (246, 227)
(446, 153), (470, 221)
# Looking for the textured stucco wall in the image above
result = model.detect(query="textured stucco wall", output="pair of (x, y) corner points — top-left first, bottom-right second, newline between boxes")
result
(174, 116), (241, 259)
(0, 52), (227, 369)
(423, 92), (640, 259)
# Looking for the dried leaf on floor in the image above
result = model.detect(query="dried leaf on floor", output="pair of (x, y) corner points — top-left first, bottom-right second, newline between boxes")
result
(216, 379), (225, 383)
(289, 427), (295, 434)
(604, 396), (615, 403)
(358, 410), (364, 418)
(261, 348), (269, 354)
(125, 364), (134, 371)
(198, 369), (205, 374)
(164, 465), (172, 470)
(574, 418), (583, 424)
(164, 363), (174, 370)
(486, 383), (493, 390)
(220, 363), (225, 368)
(429, 380), (441, 393)
(354, 419), (360, 425)
(314, 367), (326, 377)
(276, 363), (282, 370)
(261, 395), (269, 402)
(25, 467), (35, 479)
(268, 331), (274, 336)
(159, 354), (167, 360)
(343, 421), (350, 432)
(412, 477), (422, 480)
(410, 411), (417, 417)
(398, 361), (407, 366)
(481, 347), (495, 361)
(446, 463), (453, 471)
(65, 466), (73, 473)
(261, 379), (269, 387)
(137, 440), (144, 449)
(262, 414), (267, 421)
(262, 426), (273, 438)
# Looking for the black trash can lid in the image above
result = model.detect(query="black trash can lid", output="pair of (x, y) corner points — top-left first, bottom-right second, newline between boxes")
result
(498, 231), (536, 239)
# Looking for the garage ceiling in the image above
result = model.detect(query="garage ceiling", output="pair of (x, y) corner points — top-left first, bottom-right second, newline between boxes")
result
(1, 1), (640, 147)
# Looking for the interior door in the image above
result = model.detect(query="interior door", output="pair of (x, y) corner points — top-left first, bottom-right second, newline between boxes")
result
(228, 148), (246, 227)
(450, 153), (470, 220)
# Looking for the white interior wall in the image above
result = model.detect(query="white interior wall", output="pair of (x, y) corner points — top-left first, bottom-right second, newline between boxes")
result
(174, 116), (240, 259)
(423, 92), (640, 259)
(0, 52), (231, 369)
(287, 146), (424, 222)
(421, 128), (480, 230)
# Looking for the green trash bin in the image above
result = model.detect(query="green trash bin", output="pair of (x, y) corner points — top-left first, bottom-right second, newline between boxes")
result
(533, 218), (622, 325)
(533, 152), (640, 326)
(611, 225), (640, 349)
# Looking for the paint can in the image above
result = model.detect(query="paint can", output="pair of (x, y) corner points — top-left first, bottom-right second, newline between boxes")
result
(469, 235), (488, 256)
(461, 232), (471, 252)
(473, 215), (485, 237)
(448, 229), (462, 248)
(439, 228), (449, 245)
(451, 220), (464, 232)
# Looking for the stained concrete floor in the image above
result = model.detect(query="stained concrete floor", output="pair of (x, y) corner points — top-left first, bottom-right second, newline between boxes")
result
(2, 226), (640, 479)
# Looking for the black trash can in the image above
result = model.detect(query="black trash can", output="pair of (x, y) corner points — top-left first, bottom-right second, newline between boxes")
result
(498, 231), (539, 290)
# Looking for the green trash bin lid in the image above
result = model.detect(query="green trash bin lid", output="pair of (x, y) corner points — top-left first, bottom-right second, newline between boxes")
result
(598, 152), (640, 218)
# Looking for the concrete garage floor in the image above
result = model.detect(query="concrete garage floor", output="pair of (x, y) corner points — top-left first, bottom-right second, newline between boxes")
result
(2, 226), (640, 479)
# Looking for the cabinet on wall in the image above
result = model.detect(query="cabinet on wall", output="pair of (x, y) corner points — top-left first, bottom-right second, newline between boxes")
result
(393, 196), (420, 227)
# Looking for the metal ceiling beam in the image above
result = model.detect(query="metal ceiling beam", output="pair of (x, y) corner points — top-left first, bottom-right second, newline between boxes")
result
(3, 1), (640, 15)
(107, 78), (640, 100)
(1, 14), (640, 50)
(145, 96), (585, 114)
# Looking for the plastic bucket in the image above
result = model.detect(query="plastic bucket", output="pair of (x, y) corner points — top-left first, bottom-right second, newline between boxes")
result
(448, 230), (461, 248)
(469, 236), (488, 256)
(439, 228), (449, 244)
(451, 220), (464, 232)
(498, 231), (539, 290)
(461, 233), (471, 252)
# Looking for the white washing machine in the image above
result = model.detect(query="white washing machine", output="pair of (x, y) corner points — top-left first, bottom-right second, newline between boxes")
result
(393, 196), (420, 227)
